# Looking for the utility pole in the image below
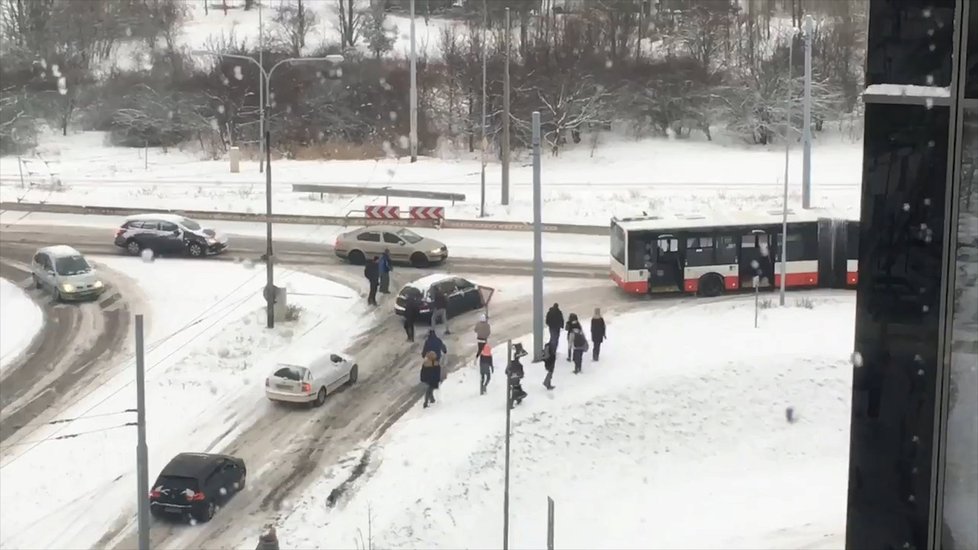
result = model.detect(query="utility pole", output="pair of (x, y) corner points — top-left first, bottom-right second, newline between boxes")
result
(258, 0), (265, 173)
(531, 112), (543, 361)
(503, 339), (512, 550)
(501, 7), (511, 206)
(801, 14), (814, 209)
(409, 0), (418, 163)
(479, 0), (488, 217)
(135, 314), (150, 550)
(780, 29), (794, 307)
(265, 130), (275, 329)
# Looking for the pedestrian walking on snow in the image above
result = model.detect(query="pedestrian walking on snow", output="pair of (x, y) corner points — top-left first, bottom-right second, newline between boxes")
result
(564, 313), (582, 361)
(364, 257), (380, 306)
(506, 347), (528, 408)
(430, 287), (451, 334)
(420, 351), (442, 408)
(571, 328), (589, 374)
(478, 342), (494, 395)
(402, 295), (419, 342)
(379, 249), (393, 294)
(546, 303), (565, 349)
(474, 314), (491, 357)
(541, 341), (557, 390)
(422, 329), (447, 362)
(590, 308), (606, 361)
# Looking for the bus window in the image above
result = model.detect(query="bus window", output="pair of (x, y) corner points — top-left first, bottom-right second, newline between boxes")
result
(686, 236), (715, 266)
(611, 222), (626, 265)
(628, 231), (652, 270)
(716, 235), (738, 264)
(657, 237), (678, 254)
(846, 221), (860, 259)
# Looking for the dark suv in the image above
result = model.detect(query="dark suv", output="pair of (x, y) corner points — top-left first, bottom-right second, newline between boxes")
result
(114, 214), (228, 257)
(149, 452), (246, 523)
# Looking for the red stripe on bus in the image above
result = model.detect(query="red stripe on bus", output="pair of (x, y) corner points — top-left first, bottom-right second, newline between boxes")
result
(610, 271), (648, 294)
(773, 272), (819, 287)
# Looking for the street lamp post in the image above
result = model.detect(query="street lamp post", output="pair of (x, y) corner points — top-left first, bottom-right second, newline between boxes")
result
(191, 51), (343, 328)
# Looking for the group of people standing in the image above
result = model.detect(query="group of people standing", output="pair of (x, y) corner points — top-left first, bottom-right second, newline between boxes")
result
(363, 249), (394, 306)
(545, 303), (607, 377)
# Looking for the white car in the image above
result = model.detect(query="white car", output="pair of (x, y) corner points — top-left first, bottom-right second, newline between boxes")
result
(31, 245), (106, 302)
(264, 349), (359, 407)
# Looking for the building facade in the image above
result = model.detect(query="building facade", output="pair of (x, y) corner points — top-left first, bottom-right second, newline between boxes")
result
(848, 0), (977, 549)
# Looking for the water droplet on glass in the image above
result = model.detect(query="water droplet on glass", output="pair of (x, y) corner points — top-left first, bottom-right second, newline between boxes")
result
(920, 223), (928, 230)
(926, 74), (935, 85)
(925, 98), (934, 109)
(922, 8), (932, 17)
(917, 369), (925, 376)
(929, 43), (936, 51)
(210, 118), (220, 131)
(903, 203), (911, 211)
(51, 64), (61, 77)
(57, 77), (67, 95)
(242, 259), (255, 270)
(219, 487), (228, 496)
(927, 28), (935, 36)
(140, 249), (155, 263)
(398, 135), (410, 149)
(126, 26), (132, 37)
(233, 65), (244, 80)
(750, 259), (759, 269)
(382, 141), (394, 156)
(927, 140), (935, 147)
(167, 110), (174, 120)
(914, 354), (924, 363)
(334, 67), (343, 78)
(605, 59), (613, 69)
(217, 104), (225, 114)
(389, 111), (398, 122)
(39, 58), (47, 69)
(285, 104), (293, 114)
(189, 518), (198, 526)
(923, 198), (931, 205)
(922, 305), (930, 313)
(851, 351), (864, 367)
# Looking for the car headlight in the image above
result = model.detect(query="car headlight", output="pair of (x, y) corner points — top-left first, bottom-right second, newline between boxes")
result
(93, 280), (104, 289)
(206, 238), (217, 245)
(60, 283), (75, 292)
(431, 248), (443, 254)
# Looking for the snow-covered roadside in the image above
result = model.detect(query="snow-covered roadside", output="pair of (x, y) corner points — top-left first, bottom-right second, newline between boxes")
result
(0, 212), (610, 265)
(268, 294), (855, 550)
(0, 257), (367, 550)
(0, 131), (862, 225)
(0, 278), (44, 372)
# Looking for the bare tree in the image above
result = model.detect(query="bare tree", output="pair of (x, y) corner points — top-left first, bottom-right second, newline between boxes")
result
(516, 74), (611, 155)
(274, 0), (318, 57)
(336, 0), (363, 48)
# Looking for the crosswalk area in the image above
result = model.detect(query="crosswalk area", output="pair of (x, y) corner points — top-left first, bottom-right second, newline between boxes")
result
(15, 276), (125, 312)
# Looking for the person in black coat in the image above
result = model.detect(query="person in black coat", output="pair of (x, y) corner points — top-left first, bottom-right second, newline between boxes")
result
(402, 296), (419, 342)
(590, 308), (607, 361)
(506, 346), (527, 408)
(422, 329), (447, 361)
(545, 303), (565, 348)
(564, 313), (582, 361)
(420, 351), (442, 408)
(430, 287), (451, 335)
(364, 257), (380, 306)
(541, 341), (557, 390)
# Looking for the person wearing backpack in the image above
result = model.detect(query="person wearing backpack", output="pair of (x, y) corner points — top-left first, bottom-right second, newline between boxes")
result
(571, 328), (589, 374)
(478, 342), (494, 395)
(564, 313), (582, 361)
(590, 308), (607, 361)
(474, 314), (491, 358)
(541, 341), (557, 390)
(420, 351), (442, 408)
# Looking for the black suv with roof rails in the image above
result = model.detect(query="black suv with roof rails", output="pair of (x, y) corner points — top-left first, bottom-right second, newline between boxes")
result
(114, 214), (229, 257)
(149, 452), (246, 523)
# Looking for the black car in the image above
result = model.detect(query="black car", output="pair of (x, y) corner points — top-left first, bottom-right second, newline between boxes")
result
(149, 452), (246, 523)
(114, 214), (229, 257)
(394, 274), (484, 321)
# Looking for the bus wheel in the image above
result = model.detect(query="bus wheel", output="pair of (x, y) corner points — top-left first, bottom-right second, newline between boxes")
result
(698, 274), (725, 297)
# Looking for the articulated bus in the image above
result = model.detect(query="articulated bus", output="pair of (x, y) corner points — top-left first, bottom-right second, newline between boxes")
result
(610, 211), (859, 296)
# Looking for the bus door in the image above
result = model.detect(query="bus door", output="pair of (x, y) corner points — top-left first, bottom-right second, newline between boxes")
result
(648, 234), (683, 293)
(739, 230), (775, 287)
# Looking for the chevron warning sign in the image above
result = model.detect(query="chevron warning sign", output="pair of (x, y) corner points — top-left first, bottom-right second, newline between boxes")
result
(364, 205), (400, 219)
(409, 206), (445, 220)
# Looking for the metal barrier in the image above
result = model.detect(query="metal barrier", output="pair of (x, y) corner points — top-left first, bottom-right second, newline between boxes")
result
(291, 184), (466, 205)
(0, 202), (609, 235)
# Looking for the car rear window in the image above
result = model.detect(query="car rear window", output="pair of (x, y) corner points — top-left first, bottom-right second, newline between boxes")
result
(156, 475), (199, 492)
(273, 366), (306, 380)
(399, 287), (422, 299)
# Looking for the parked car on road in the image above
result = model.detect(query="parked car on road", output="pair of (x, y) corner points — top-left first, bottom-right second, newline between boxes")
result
(265, 349), (359, 407)
(394, 274), (484, 321)
(30, 245), (105, 302)
(333, 225), (448, 267)
(114, 214), (228, 257)
(149, 452), (246, 523)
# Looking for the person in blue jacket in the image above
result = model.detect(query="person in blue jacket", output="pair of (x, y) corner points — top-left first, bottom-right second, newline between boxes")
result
(379, 248), (393, 294)
(422, 329), (447, 361)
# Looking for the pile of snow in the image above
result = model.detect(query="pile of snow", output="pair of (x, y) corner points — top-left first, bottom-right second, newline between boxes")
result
(0, 278), (44, 372)
(0, 257), (366, 550)
(267, 294), (855, 549)
(0, 130), (863, 225)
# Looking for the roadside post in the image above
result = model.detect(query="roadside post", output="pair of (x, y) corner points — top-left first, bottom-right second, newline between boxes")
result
(135, 314), (150, 550)
(753, 275), (760, 328)
(531, 111), (544, 362)
(503, 339), (513, 550)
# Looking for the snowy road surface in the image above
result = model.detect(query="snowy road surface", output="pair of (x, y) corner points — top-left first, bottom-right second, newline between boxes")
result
(271, 293), (855, 549)
(0, 257), (365, 550)
(0, 278), (43, 373)
(103, 268), (654, 550)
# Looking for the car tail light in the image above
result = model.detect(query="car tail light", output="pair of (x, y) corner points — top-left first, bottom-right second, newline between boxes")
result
(149, 490), (161, 499)
(187, 491), (206, 502)
(301, 382), (312, 393)
(115, 228), (124, 238)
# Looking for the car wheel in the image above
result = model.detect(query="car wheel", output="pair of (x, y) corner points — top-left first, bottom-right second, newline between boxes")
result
(187, 242), (204, 257)
(348, 249), (365, 265)
(410, 252), (429, 268)
(126, 240), (142, 256)
(348, 364), (359, 385)
(237, 472), (247, 491)
(313, 387), (327, 407)
(698, 274), (725, 297)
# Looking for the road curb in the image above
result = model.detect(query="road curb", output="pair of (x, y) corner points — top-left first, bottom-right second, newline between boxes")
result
(0, 202), (610, 236)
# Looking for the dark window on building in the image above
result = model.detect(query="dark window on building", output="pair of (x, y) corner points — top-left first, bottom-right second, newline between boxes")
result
(866, 0), (955, 87)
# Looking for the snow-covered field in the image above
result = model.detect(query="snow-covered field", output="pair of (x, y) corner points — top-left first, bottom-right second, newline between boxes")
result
(266, 293), (855, 550)
(0, 130), (862, 225)
(0, 277), (44, 372)
(0, 256), (366, 550)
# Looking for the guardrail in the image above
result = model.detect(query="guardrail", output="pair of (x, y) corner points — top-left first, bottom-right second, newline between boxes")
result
(0, 202), (609, 236)
(291, 183), (466, 205)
